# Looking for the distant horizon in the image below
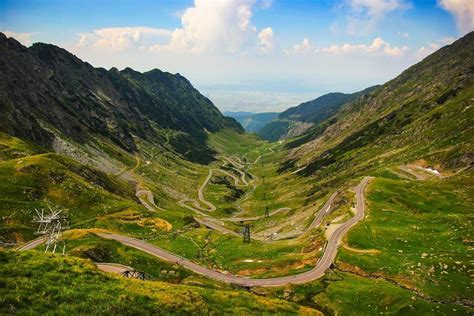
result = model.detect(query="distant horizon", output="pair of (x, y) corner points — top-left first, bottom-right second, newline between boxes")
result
(3, 29), (374, 114)
(1, 2), (473, 313)
(2, 0), (472, 112)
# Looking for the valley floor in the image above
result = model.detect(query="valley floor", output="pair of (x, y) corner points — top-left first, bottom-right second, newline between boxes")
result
(0, 130), (472, 315)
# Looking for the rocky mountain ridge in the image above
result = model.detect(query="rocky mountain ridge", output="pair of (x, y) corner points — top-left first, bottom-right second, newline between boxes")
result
(0, 33), (242, 164)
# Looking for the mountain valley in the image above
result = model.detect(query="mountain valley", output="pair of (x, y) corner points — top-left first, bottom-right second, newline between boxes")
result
(0, 30), (473, 316)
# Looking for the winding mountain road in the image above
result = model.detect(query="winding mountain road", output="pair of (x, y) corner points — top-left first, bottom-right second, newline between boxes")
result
(177, 148), (340, 240)
(308, 191), (338, 230)
(232, 143), (279, 166)
(223, 207), (291, 222)
(19, 177), (370, 287)
(178, 143), (278, 217)
(196, 170), (218, 211)
(18, 137), (370, 287)
(220, 189), (337, 226)
(398, 166), (427, 180)
(98, 177), (369, 286)
(180, 161), (250, 213)
(193, 188), (337, 241)
(136, 189), (164, 212)
(17, 237), (45, 251)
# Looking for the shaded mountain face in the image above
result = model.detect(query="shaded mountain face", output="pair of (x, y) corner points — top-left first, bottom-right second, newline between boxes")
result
(223, 111), (254, 119)
(284, 31), (474, 178)
(280, 86), (379, 123)
(258, 87), (378, 141)
(224, 111), (279, 133)
(0, 33), (242, 164)
(257, 120), (291, 142)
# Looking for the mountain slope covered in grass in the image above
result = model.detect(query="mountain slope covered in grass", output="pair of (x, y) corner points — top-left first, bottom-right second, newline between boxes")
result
(283, 31), (474, 181)
(280, 87), (379, 123)
(258, 87), (378, 141)
(0, 251), (319, 315)
(0, 33), (242, 164)
(0, 31), (473, 316)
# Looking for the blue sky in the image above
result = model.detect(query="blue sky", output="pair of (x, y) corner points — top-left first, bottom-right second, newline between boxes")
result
(1, 0), (473, 112)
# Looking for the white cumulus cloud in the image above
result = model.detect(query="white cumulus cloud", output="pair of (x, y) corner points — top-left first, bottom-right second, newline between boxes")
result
(438, 0), (474, 35)
(258, 27), (275, 52)
(291, 38), (314, 54)
(319, 37), (408, 56)
(76, 1), (273, 55)
(155, 0), (260, 53)
(77, 27), (172, 51)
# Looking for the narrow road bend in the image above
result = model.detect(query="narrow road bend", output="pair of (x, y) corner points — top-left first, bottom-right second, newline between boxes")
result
(96, 177), (371, 287)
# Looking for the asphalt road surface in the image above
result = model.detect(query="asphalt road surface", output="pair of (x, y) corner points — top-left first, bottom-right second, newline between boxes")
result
(96, 177), (371, 287)
(19, 177), (370, 287)
(308, 191), (338, 230)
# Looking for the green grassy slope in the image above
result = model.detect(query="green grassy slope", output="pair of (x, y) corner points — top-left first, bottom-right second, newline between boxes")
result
(258, 86), (379, 141)
(338, 174), (473, 303)
(0, 129), (327, 279)
(272, 271), (471, 316)
(2, 127), (473, 314)
(0, 32), (473, 316)
(258, 120), (292, 141)
(249, 33), (474, 313)
(0, 251), (319, 315)
(281, 32), (473, 188)
(256, 173), (473, 315)
(0, 134), (141, 245)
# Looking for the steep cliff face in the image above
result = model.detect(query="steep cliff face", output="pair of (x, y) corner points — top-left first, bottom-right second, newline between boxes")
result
(0, 33), (242, 164)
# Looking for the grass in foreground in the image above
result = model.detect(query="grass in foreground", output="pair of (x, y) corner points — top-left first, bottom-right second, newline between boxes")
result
(261, 270), (472, 315)
(0, 251), (320, 315)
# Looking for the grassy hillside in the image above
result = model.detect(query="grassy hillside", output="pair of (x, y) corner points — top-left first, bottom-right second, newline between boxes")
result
(1, 126), (473, 314)
(0, 251), (319, 315)
(253, 171), (473, 315)
(0, 129), (326, 279)
(249, 32), (473, 313)
(258, 120), (293, 141)
(339, 174), (473, 303)
(0, 133), (141, 245)
(282, 32), (473, 183)
(0, 31), (473, 316)
(258, 86), (378, 141)
(266, 270), (471, 315)
(280, 87), (378, 123)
